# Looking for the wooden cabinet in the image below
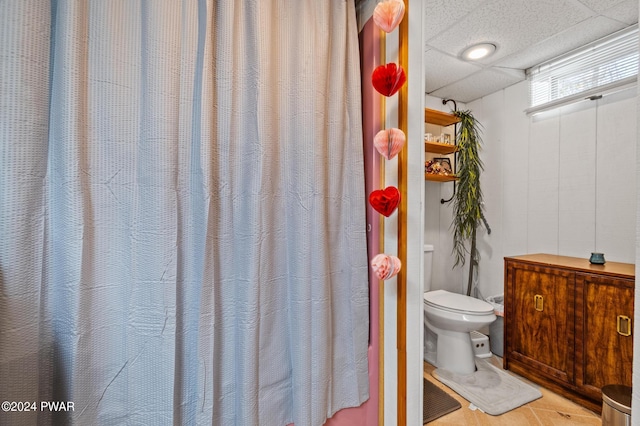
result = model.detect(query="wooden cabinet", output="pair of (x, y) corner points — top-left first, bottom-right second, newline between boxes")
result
(504, 254), (634, 414)
(424, 108), (458, 182)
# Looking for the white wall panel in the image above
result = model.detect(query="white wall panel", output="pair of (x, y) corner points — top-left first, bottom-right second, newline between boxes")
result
(474, 91), (506, 298)
(501, 83), (530, 262)
(426, 179), (459, 292)
(558, 102), (597, 258)
(595, 89), (637, 263)
(528, 111), (560, 254)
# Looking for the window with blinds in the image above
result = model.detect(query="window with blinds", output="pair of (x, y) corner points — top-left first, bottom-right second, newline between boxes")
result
(526, 25), (638, 114)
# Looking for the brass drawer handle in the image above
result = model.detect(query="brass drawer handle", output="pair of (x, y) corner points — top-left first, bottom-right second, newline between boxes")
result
(617, 315), (632, 337)
(534, 294), (543, 312)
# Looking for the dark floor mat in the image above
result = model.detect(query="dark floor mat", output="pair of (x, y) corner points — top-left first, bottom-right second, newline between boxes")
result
(424, 378), (461, 424)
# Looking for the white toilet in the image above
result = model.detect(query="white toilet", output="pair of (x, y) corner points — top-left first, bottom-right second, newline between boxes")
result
(423, 244), (496, 374)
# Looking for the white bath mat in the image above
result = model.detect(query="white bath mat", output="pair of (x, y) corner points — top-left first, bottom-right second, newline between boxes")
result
(432, 358), (542, 416)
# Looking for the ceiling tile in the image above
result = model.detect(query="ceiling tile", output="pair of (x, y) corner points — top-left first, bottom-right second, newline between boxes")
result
(426, 0), (595, 65)
(423, 0), (488, 41)
(601, 0), (639, 25)
(496, 16), (627, 70)
(577, 0), (630, 14)
(424, 49), (482, 92)
(429, 68), (524, 103)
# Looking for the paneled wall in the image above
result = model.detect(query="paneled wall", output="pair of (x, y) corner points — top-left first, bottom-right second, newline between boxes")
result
(425, 81), (637, 299)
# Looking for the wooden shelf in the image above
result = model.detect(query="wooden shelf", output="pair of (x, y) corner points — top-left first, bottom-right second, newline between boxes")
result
(425, 108), (459, 184)
(424, 108), (460, 127)
(425, 173), (458, 182)
(425, 141), (457, 155)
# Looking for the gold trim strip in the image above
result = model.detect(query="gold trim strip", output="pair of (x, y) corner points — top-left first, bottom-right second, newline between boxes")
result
(397, 1), (409, 424)
(378, 27), (386, 426)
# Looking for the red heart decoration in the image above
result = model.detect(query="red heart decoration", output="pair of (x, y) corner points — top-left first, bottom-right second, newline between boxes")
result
(369, 186), (401, 217)
(371, 63), (406, 97)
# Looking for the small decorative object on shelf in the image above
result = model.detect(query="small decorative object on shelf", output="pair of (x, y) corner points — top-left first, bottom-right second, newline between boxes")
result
(425, 158), (452, 176)
(589, 252), (606, 264)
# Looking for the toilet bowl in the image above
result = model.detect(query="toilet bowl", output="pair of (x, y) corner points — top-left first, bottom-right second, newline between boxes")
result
(423, 245), (497, 374)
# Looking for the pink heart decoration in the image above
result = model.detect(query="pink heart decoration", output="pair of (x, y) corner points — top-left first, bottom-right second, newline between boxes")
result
(374, 128), (406, 160)
(371, 253), (402, 280)
(371, 63), (406, 97)
(369, 186), (401, 217)
(373, 0), (405, 33)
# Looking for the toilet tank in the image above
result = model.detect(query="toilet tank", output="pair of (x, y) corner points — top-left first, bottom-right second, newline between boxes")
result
(423, 244), (434, 292)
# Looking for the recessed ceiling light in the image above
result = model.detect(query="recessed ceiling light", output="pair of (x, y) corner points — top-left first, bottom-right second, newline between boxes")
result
(461, 43), (497, 61)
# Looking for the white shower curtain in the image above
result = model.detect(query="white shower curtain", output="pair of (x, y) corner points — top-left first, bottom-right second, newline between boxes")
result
(0, 1), (369, 425)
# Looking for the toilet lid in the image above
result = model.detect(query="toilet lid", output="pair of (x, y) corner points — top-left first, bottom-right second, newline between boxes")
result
(423, 289), (495, 315)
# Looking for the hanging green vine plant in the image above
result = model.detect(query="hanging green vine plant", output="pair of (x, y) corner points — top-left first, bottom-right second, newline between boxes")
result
(451, 109), (489, 296)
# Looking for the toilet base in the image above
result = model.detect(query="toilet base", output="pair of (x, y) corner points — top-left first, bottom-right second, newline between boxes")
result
(433, 329), (477, 375)
(424, 327), (437, 364)
(424, 350), (437, 365)
(424, 321), (477, 374)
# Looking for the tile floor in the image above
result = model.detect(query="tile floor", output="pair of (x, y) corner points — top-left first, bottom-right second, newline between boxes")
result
(424, 356), (602, 425)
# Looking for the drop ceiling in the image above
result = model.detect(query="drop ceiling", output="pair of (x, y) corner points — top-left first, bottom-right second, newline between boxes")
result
(424, 0), (638, 103)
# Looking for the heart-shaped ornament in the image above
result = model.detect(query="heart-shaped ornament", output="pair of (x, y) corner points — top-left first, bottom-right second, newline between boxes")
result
(373, 0), (405, 33)
(371, 253), (402, 280)
(371, 63), (406, 97)
(374, 128), (406, 160)
(369, 186), (400, 217)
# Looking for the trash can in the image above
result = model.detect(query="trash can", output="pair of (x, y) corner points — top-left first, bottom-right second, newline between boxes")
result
(602, 384), (631, 426)
(485, 294), (504, 357)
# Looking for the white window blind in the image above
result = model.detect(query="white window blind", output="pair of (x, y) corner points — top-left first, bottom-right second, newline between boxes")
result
(526, 25), (638, 114)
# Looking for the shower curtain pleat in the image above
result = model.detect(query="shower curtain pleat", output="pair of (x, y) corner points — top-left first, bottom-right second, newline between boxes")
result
(0, 1), (369, 425)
